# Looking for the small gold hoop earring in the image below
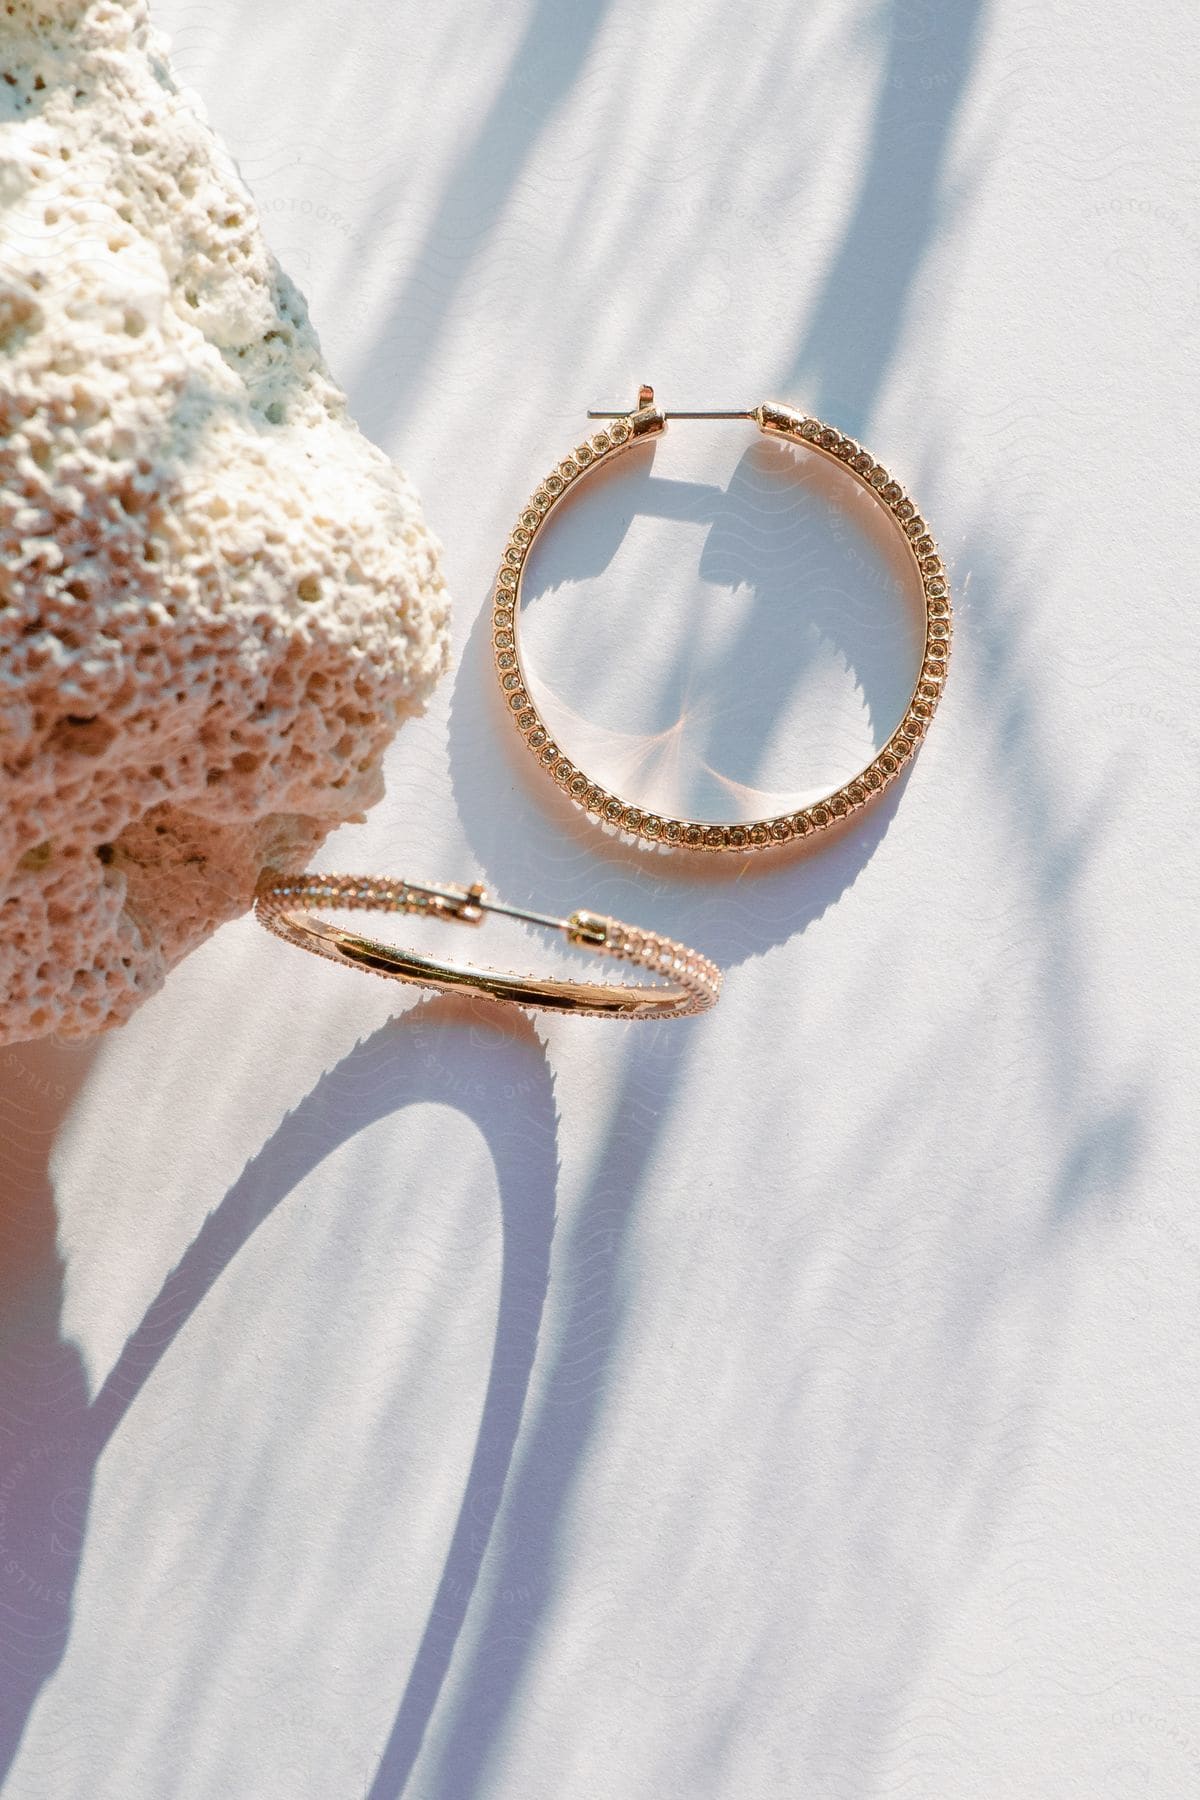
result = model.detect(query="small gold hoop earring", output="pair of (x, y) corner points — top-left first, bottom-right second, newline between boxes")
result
(492, 383), (951, 853)
(255, 870), (721, 1019)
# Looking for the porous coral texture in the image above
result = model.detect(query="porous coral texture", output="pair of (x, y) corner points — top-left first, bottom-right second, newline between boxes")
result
(0, 0), (450, 1046)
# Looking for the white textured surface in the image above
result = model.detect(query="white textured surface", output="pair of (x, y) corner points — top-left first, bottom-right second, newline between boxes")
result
(0, 0), (449, 1046)
(2, 1), (1199, 1796)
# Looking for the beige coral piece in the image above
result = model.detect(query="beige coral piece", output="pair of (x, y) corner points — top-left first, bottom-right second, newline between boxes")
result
(0, 0), (450, 1047)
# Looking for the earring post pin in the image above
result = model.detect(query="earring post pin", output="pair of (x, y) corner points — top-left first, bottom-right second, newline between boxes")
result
(586, 408), (756, 420)
(405, 879), (569, 933)
(481, 896), (574, 932)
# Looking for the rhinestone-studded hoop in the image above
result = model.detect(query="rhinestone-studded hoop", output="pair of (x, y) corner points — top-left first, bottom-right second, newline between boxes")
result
(255, 870), (721, 1019)
(493, 387), (951, 853)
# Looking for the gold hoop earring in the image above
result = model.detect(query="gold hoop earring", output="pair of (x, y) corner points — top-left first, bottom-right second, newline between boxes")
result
(492, 383), (951, 853)
(255, 871), (721, 1019)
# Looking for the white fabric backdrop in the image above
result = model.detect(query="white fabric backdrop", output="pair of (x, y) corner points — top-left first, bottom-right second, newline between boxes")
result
(3, 1), (1198, 1795)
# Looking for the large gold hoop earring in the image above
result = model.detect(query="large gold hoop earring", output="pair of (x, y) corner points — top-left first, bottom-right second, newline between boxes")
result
(255, 870), (721, 1019)
(492, 384), (950, 853)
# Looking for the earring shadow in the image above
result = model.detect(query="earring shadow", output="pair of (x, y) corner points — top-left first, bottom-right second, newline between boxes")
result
(0, 1000), (559, 1794)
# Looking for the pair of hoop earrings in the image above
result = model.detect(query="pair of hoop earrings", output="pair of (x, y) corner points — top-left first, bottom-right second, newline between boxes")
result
(257, 385), (950, 1019)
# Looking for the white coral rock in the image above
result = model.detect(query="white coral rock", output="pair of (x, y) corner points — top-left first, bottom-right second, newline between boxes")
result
(0, 0), (450, 1046)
